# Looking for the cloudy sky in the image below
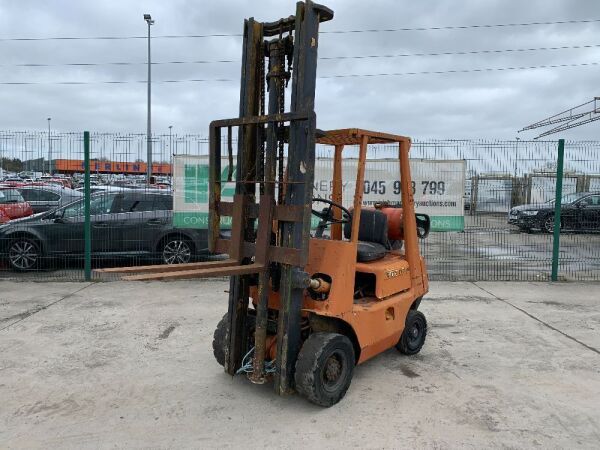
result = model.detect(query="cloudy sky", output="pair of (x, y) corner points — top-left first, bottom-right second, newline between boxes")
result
(1, 0), (600, 140)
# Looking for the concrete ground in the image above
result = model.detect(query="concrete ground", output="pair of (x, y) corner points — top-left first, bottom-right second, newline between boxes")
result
(1, 281), (599, 449)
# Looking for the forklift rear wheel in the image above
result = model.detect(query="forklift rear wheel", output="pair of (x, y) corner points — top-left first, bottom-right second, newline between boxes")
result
(295, 332), (355, 407)
(396, 310), (427, 355)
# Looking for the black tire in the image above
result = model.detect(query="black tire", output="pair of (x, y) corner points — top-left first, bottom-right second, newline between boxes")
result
(396, 310), (427, 355)
(212, 312), (256, 367)
(212, 314), (229, 367)
(160, 236), (193, 264)
(295, 332), (355, 407)
(542, 214), (562, 234)
(8, 237), (41, 271)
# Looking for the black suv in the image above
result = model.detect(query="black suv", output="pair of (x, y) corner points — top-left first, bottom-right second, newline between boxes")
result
(508, 192), (600, 233)
(0, 191), (210, 271)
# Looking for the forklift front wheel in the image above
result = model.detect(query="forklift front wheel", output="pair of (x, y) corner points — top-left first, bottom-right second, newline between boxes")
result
(396, 310), (427, 355)
(295, 332), (355, 407)
(212, 312), (256, 367)
(212, 314), (229, 367)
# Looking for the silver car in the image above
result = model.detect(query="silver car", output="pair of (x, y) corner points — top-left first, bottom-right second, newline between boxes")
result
(17, 185), (83, 213)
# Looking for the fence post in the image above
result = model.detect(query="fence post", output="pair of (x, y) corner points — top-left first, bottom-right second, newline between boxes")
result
(551, 139), (565, 281)
(84, 131), (92, 281)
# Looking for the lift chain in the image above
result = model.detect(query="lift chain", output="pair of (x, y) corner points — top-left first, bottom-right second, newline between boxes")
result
(277, 35), (293, 205)
(258, 39), (266, 195)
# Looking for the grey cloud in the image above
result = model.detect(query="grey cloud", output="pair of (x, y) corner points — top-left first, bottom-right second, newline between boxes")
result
(1, 0), (600, 139)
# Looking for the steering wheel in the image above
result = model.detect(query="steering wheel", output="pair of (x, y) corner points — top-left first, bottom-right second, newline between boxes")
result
(311, 198), (351, 226)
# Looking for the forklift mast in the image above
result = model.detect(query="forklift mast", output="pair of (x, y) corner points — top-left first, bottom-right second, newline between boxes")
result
(207, 1), (334, 394)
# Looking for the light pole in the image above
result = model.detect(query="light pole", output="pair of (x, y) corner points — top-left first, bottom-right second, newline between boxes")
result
(169, 125), (173, 181)
(514, 137), (520, 178)
(47, 117), (52, 175)
(513, 137), (520, 208)
(144, 13), (154, 186)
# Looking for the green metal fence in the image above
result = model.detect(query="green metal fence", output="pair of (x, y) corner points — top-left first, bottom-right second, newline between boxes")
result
(0, 131), (599, 281)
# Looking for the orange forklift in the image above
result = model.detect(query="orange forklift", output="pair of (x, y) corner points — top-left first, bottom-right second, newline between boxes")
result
(100, 1), (429, 406)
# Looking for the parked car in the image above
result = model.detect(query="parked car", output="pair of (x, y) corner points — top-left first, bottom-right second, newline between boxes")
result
(75, 185), (135, 194)
(74, 185), (168, 195)
(0, 188), (34, 223)
(16, 185), (83, 213)
(2, 177), (26, 184)
(0, 191), (210, 271)
(508, 191), (600, 233)
(17, 171), (37, 179)
(38, 177), (73, 189)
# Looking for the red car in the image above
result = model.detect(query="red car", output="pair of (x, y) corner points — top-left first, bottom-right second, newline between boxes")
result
(0, 188), (34, 223)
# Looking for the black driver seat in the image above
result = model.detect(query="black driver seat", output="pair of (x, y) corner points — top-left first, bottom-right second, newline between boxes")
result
(344, 209), (389, 262)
